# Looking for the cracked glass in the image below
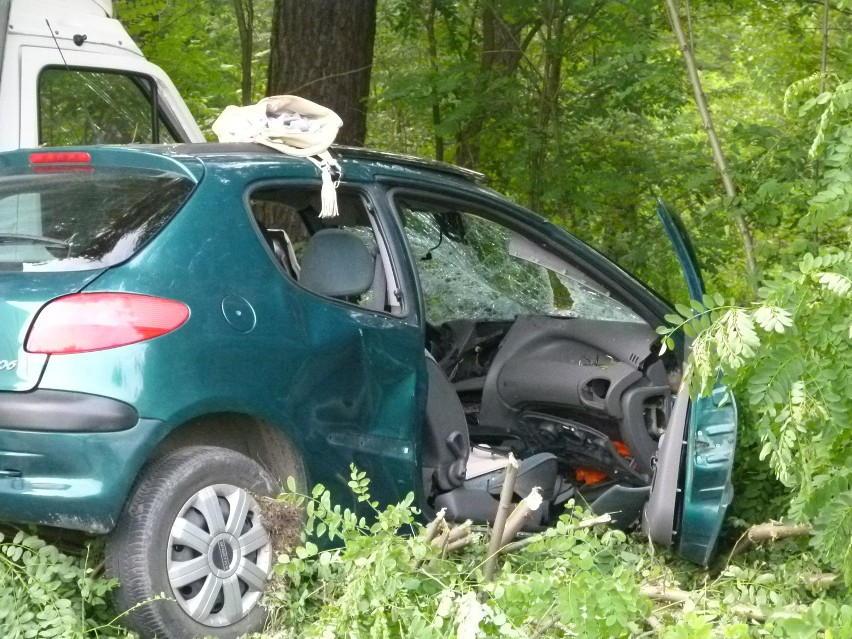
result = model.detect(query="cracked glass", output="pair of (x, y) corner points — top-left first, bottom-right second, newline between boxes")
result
(396, 197), (646, 326)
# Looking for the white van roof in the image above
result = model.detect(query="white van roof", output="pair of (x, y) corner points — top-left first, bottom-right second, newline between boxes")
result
(38, 0), (113, 18)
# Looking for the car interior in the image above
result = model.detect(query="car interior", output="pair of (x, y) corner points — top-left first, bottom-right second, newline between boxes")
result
(249, 186), (681, 530)
(395, 195), (682, 528)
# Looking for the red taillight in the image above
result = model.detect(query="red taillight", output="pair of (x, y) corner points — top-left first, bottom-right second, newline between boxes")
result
(29, 152), (91, 164)
(30, 152), (93, 173)
(26, 293), (190, 355)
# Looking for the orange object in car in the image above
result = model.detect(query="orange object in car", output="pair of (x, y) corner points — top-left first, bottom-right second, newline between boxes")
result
(576, 441), (633, 485)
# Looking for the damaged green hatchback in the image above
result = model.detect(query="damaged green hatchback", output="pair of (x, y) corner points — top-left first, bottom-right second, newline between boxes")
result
(0, 144), (735, 639)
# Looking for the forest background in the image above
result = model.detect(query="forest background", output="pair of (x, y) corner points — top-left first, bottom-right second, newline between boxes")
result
(117, 0), (852, 633)
(2, 1), (849, 637)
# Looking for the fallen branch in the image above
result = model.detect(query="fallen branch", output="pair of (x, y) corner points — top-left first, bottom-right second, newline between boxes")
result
(445, 534), (479, 553)
(432, 519), (472, 548)
(483, 455), (519, 581)
(421, 508), (446, 543)
(530, 612), (559, 638)
(803, 573), (838, 589)
(499, 513), (612, 555)
(641, 584), (768, 621)
(731, 523), (812, 556)
(500, 487), (543, 546)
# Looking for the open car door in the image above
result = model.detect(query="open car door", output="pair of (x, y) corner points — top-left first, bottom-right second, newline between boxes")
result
(642, 199), (738, 565)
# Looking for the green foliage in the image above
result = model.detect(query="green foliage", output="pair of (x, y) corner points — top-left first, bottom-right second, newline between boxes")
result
(263, 466), (650, 638)
(661, 246), (852, 584)
(0, 530), (128, 639)
(654, 54), (852, 585)
(257, 470), (852, 638)
(114, 0), (273, 134)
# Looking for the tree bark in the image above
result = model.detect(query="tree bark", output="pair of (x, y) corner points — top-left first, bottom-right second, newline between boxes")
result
(663, 0), (759, 294)
(267, 0), (377, 146)
(233, 0), (254, 105)
(456, 2), (534, 169)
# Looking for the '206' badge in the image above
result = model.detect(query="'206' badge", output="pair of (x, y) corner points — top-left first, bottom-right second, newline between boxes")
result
(0, 360), (17, 371)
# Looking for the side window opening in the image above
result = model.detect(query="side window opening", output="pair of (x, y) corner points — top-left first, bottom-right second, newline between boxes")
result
(38, 68), (177, 146)
(395, 196), (646, 325)
(249, 186), (401, 314)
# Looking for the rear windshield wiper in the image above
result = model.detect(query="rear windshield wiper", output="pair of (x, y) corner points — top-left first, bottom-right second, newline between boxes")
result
(0, 233), (69, 249)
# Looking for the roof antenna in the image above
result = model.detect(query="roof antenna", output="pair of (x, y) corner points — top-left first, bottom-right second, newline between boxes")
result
(44, 19), (102, 143)
(45, 19), (70, 68)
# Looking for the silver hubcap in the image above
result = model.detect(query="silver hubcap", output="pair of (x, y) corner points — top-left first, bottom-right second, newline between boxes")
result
(166, 484), (272, 627)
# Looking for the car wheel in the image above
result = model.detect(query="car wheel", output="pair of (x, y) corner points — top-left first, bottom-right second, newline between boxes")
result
(107, 445), (285, 639)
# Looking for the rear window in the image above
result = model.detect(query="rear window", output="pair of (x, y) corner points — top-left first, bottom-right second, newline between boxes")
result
(0, 167), (194, 272)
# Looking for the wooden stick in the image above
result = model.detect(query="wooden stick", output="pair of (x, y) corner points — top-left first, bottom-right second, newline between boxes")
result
(500, 487), (543, 546)
(662, 0), (758, 290)
(483, 454), (519, 581)
(421, 509), (446, 543)
(445, 535), (478, 552)
(641, 585), (772, 622)
(499, 513), (612, 555)
(803, 573), (838, 589)
(432, 520), (471, 547)
(731, 523), (812, 556)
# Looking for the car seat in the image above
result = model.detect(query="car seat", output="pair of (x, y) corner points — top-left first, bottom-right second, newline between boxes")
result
(422, 354), (570, 525)
(298, 228), (382, 307)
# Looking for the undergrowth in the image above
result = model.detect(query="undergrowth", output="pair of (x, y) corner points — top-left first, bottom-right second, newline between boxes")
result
(249, 468), (851, 639)
(1, 468), (849, 638)
(0, 529), (130, 639)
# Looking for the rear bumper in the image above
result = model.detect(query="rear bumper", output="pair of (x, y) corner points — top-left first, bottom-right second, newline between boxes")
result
(0, 391), (163, 533)
(0, 389), (138, 432)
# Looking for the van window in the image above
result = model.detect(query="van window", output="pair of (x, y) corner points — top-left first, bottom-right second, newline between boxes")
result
(0, 167), (193, 272)
(38, 68), (176, 146)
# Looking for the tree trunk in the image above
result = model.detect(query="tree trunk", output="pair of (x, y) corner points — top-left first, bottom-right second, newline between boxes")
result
(456, 2), (535, 169)
(267, 0), (377, 146)
(663, 0), (759, 293)
(233, 0), (254, 105)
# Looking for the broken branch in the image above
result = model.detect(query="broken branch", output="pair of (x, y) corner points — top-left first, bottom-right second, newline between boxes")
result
(500, 487), (543, 546)
(483, 454), (519, 581)
(731, 522), (812, 556)
(499, 513), (612, 555)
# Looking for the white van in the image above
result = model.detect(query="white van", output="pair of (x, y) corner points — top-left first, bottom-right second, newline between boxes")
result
(0, 0), (203, 150)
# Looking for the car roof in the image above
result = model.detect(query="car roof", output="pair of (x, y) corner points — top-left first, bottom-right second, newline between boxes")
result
(145, 142), (486, 185)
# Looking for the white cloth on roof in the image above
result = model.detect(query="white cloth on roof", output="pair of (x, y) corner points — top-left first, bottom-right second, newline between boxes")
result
(212, 95), (343, 218)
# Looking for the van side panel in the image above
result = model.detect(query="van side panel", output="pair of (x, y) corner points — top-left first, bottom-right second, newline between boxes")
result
(0, 1), (10, 82)
(0, 0), (203, 150)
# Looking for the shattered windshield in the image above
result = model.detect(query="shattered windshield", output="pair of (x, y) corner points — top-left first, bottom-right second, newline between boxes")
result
(396, 197), (646, 326)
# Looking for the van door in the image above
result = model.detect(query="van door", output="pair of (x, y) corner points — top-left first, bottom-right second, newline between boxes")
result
(0, 0), (203, 150)
(18, 46), (197, 148)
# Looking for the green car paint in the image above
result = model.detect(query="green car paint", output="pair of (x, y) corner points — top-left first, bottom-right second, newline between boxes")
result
(656, 199), (738, 565)
(0, 145), (736, 568)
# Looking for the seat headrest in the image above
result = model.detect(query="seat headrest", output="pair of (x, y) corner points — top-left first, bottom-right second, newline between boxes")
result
(299, 228), (374, 298)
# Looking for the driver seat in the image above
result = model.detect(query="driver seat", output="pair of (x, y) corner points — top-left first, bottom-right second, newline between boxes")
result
(422, 355), (569, 524)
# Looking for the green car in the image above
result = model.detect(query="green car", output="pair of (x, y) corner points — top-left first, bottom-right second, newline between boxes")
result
(0, 144), (736, 639)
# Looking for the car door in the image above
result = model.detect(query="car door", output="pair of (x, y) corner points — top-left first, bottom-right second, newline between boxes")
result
(643, 198), (738, 565)
(243, 182), (426, 508)
(386, 177), (737, 564)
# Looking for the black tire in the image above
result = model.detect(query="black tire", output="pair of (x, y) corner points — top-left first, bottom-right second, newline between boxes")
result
(107, 446), (283, 639)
